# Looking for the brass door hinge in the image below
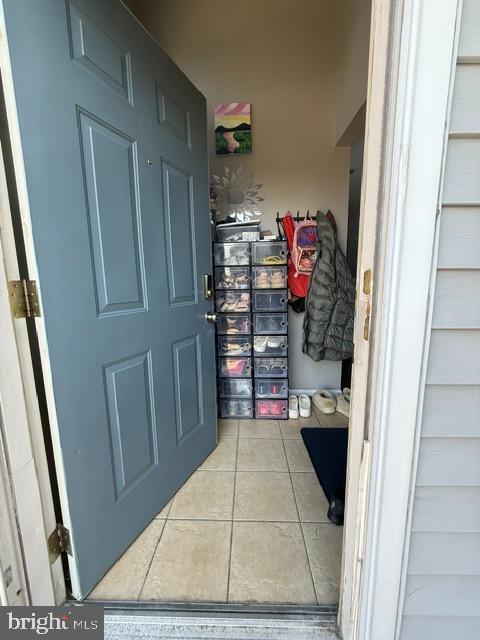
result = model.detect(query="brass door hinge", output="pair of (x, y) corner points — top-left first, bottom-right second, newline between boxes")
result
(363, 269), (372, 295)
(364, 313), (370, 341)
(363, 269), (372, 341)
(48, 524), (72, 565)
(8, 279), (41, 318)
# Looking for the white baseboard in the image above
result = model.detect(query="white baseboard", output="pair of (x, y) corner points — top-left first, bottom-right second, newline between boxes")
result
(290, 388), (342, 397)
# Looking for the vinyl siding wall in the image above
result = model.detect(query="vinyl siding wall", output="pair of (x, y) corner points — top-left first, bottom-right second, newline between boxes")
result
(399, 2), (480, 638)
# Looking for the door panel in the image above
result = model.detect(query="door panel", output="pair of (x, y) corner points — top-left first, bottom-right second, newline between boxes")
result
(172, 335), (205, 443)
(78, 108), (147, 315)
(67, 1), (134, 104)
(103, 351), (157, 500)
(162, 161), (197, 305)
(2, 0), (216, 597)
(156, 85), (191, 146)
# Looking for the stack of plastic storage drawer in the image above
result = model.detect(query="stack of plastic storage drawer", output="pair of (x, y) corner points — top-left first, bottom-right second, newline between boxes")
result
(251, 241), (289, 420)
(214, 242), (253, 419)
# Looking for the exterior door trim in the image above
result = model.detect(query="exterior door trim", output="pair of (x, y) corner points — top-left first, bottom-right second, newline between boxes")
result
(341, 0), (463, 638)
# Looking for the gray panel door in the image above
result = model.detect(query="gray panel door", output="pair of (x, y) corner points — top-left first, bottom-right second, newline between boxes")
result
(3, 0), (216, 597)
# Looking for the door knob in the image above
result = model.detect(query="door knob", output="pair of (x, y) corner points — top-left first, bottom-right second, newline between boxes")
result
(205, 313), (217, 323)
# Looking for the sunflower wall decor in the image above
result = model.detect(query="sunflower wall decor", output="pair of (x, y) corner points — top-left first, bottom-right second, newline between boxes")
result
(211, 166), (264, 222)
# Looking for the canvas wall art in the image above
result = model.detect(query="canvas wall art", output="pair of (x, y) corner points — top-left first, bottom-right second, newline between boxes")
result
(215, 102), (252, 155)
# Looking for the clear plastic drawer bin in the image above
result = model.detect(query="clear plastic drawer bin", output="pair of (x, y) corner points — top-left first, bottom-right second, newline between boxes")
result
(255, 378), (289, 399)
(216, 224), (260, 243)
(252, 266), (287, 289)
(251, 241), (287, 266)
(252, 290), (288, 312)
(215, 267), (250, 290)
(253, 357), (288, 378)
(216, 314), (251, 335)
(215, 291), (250, 313)
(219, 399), (253, 418)
(255, 399), (288, 420)
(213, 242), (250, 266)
(217, 336), (252, 357)
(253, 336), (288, 357)
(253, 313), (287, 335)
(219, 378), (253, 398)
(218, 357), (252, 378)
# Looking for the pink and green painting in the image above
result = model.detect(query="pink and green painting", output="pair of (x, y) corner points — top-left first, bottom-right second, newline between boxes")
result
(215, 102), (252, 155)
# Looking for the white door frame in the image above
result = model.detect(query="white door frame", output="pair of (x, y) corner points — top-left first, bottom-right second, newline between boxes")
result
(340, 0), (462, 638)
(0, 141), (65, 604)
(0, 0), (461, 635)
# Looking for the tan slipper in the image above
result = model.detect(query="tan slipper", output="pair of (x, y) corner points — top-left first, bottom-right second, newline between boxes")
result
(312, 389), (336, 414)
(336, 388), (351, 418)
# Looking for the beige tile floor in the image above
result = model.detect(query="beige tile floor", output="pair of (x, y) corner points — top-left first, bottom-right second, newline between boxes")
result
(89, 407), (348, 606)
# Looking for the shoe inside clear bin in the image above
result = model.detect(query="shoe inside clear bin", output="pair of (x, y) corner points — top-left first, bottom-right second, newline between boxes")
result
(252, 266), (287, 289)
(219, 399), (253, 418)
(253, 335), (288, 356)
(218, 356), (252, 378)
(216, 314), (251, 335)
(217, 336), (252, 356)
(255, 399), (288, 419)
(215, 266), (250, 290)
(213, 242), (250, 266)
(253, 357), (288, 378)
(255, 378), (289, 399)
(216, 291), (251, 313)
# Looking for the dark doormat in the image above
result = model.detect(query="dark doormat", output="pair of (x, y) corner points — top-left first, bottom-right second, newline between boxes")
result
(300, 427), (348, 503)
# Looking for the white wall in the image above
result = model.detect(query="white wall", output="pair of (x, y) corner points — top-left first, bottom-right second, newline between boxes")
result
(125, 0), (370, 390)
(333, 0), (371, 144)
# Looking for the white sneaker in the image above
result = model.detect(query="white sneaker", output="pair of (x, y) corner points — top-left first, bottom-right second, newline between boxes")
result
(289, 394), (299, 419)
(299, 393), (311, 418)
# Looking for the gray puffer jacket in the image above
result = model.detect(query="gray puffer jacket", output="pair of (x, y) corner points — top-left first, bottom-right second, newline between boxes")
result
(302, 212), (355, 361)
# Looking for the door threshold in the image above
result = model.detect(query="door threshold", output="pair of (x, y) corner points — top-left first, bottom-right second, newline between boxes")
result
(82, 600), (339, 640)
(86, 598), (337, 620)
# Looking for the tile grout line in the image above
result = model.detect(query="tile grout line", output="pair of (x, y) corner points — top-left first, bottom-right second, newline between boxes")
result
(137, 421), (233, 601)
(163, 495), (174, 519)
(139, 420), (327, 604)
(138, 418), (239, 600)
(313, 404), (349, 429)
(280, 426), (320, 605)
(200, 466), (317, 473)
(313, 404), (328, 424)
(138, 472), (179, 599)
(225, 420), (240, 603)
(137, 518), (168, 601)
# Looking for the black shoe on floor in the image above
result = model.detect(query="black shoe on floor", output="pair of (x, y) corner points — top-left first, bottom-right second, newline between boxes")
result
(327, 487), (345, 526)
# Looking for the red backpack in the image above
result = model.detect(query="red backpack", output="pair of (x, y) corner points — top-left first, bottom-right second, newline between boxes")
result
(282, 213), (318, 298)
(291, 219), (318, 274)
